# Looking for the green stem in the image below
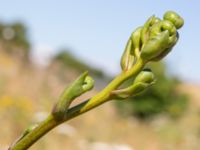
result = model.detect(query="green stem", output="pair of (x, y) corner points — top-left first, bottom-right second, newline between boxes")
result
(10, 59), (144, 150)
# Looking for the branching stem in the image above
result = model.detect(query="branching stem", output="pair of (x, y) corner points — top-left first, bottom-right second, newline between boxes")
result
(9, 10), (184, 150)
(10, 59), (144, 150)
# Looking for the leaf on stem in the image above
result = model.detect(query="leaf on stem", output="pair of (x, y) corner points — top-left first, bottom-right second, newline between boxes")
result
(52, 72), (94, 120)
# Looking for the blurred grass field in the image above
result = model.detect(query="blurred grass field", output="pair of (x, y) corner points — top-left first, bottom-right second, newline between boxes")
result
(0, 50), (200, 150)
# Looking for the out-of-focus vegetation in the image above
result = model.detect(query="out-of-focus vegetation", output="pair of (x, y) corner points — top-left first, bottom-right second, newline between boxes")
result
(0, 21), (30, 59)
(116, 62), (188, 119)
(52, 50), (104, 78)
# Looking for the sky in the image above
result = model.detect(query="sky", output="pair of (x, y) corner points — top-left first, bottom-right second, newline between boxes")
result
(0, 1), (199, 83)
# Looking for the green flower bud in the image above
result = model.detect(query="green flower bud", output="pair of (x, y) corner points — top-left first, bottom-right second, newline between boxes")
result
(83, 76), (95, 91)
(141, 15), (156, 45)
(141, 19), (179, 62)
(151, 47), (172, 61)
(111, 69), (155, 99)
(140, 30), (170, 62)
(111, 82), (150, 99)
(131, 27), (142, 55)
(130, 69), (155, 95)
(120, 39), (135, 71)
(163, 11), (184, 29)
(141, 18), (181, 62)
(150, 20), (176, 37)
(151, 17), (161, 25)
(150, 20), (178, 47)
(134, 69), (155, 84)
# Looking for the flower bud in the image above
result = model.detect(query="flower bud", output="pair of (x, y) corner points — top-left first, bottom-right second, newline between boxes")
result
(120, 39), (135, 71)
(151, 47), (172, 61)
(140, 30), (170, 62)
(151, 17), (161, 25)
(111, 69), (155, 99)
(163, 11), (184, 29)
(152, 20), (178, 46)
(134, 69), (155, 84)
(141, 15), (156, 45)
(83, 76), (95, 91)
(130, 69), (155, 95)
(118, 69), (155, 97)
(150, 20), (176, 37)
(131, 27), (142, 56)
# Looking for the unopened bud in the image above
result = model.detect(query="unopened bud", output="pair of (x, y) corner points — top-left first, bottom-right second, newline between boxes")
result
(134, 69), (155, 84)
(140, 30), (169, 62)
(151, 47), (172, 61)
(131, 27), (142, 50)
(151, 17), (161, 25)
(120, 39), (135, 71)
(150, 20), (176, 37)
(141, 15), (156, 45)
(111, 69), (155, 99)
(163, 11), (184, 29)
(151, 20), (178, 48)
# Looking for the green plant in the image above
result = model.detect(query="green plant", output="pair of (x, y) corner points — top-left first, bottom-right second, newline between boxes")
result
(9, 11), (184, 150)
(116, 62), (188, 119)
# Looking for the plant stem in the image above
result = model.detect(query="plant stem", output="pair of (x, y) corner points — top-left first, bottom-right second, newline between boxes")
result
(10, 59), (144, 150)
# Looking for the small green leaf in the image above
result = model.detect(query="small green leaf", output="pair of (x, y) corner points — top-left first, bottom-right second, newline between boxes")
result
(52, 72), (94, 120)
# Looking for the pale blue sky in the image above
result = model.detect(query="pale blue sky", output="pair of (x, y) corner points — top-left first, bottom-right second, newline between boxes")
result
(0, 1), (199, 83)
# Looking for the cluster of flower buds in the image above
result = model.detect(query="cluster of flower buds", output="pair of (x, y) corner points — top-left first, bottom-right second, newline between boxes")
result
(121, 11), (184, 71)
(117, 11), (184, 99)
